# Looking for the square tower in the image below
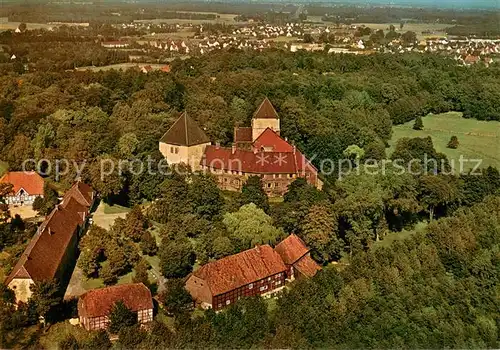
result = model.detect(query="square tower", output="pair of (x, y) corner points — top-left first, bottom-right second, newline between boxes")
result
(251, 97), (280, 141)
(159, 112), (211, 171)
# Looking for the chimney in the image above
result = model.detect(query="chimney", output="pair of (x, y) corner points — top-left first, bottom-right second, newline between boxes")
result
(48, 227), (53, 235)
(292, 145), (296, 154)
(255, 245), (260, 253)
(215, 142), (220, 150)
(231, 144), (236, 154)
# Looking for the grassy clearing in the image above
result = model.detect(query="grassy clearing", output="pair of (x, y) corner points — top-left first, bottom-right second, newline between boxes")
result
(373, 222), (427, 250)
(0, 160), (8, 176)
(389, 112), (500, 171)
(102, 203), (131, 215)
(352, 22), (451, 41)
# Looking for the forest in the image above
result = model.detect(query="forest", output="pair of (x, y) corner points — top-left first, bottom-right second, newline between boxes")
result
(0, 49), (499, 348)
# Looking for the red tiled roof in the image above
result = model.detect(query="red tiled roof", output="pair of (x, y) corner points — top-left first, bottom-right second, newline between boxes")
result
(274, 234), (309, 265)
(6, 204), (83, 285)
(234, 127), (252, 143)
(62, 181), (94, 208)
(253, 128), (293, 153)
(0, 171), (44, 197)
(5, 182), (94, 287)
(294, 255), (322, 278)
(193, 245), (286, 296)
(202, 144), (317, 176)
(203, 146), (295, 173)
(78, 283), (153, 318)
(254, 97), (279, 119)
(61, 197), (88, 223)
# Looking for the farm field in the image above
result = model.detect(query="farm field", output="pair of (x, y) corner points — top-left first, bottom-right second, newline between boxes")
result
(353, 22), (451, 40)
(133, 12), (239, 25)
(389, 112), (500, 171)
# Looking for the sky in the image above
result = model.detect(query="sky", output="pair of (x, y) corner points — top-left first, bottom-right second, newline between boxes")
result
(329, 0), (498, 9)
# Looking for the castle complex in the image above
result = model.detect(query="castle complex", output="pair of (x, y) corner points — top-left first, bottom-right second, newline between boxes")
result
(159, 98), (322, 196)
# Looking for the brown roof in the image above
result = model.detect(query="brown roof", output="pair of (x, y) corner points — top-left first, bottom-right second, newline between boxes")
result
(253, 97), (279, 119)
(294, 255), (321, 278)
(5, 204), (83, 285)
(274, 234), (310, 265)
(234, 127), (252, 143)
(62, 181), (94, 208)
(0, 171), (44, 196)
(159, 112), (210, 146)
(61, 197), (88, 222)
(78, 283), (153, 318)
(193, 245), (286, 296)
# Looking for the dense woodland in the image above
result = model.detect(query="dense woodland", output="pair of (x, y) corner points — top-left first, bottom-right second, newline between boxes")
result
(0, 48), (499, 348)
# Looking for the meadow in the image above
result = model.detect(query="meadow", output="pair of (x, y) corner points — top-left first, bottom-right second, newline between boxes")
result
(389, 112), (500, 171)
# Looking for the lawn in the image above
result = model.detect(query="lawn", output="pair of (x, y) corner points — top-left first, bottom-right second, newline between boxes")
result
(373, 221), (428, 250)
(102, 203), (131, 214)
(0, 160), (8, 176)
(389, 112), (500, 172)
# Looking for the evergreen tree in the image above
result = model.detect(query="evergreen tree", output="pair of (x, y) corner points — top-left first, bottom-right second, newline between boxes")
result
(159, 238), (195, 278)
(108, 301), (137, 334)
(240, 175), (269, 213)
(139, 230), (157, 256)
(159, 279), (193, 315)
(30, 280), (61, 323)
(132, 259), (150, 286)
(413, 116), (424, 130)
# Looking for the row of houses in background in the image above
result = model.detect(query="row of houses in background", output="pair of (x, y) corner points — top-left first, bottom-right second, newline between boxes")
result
(186, 234), (321, 311)
(159, 98), (322, 196)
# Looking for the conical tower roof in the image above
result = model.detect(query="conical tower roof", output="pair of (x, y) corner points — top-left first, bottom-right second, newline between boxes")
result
(253, 97), (279, 119)
(160, 112), (210, 146)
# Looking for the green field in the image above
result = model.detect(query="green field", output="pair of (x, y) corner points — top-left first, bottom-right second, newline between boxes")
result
(389, 112), (500, 171)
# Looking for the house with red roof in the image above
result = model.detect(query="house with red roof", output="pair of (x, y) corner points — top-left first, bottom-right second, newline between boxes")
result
(185, 245), (287, 310)
(5, 181), (95, 303)
(0, 171), (44, 205)
(185, 235), (321, 311)
(159, 98), (322, 196)
(78, 283), (153, 331)
(275, 234), (322, 280)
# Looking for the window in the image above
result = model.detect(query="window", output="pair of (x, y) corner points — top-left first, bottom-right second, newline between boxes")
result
(175, 147), (179, 154)
(268, 277), (271, 281)
(267, 183), (271, 188)
(170, 147), (174, 153)
(218, 303), (222, 308)
(248, 283), (253, 289)
(260, 285), (268, 291)
(274, 182), (278, 187)
(226, 300), (231, 305)
(276, 280), (282, 285)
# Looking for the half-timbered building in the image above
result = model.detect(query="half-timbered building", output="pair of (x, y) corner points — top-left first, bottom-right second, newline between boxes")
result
(78, 283), (154, 331)
(185, 245), (287, 311)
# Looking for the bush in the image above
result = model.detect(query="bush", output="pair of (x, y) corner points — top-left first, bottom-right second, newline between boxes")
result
(447, 135), (459, 149)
